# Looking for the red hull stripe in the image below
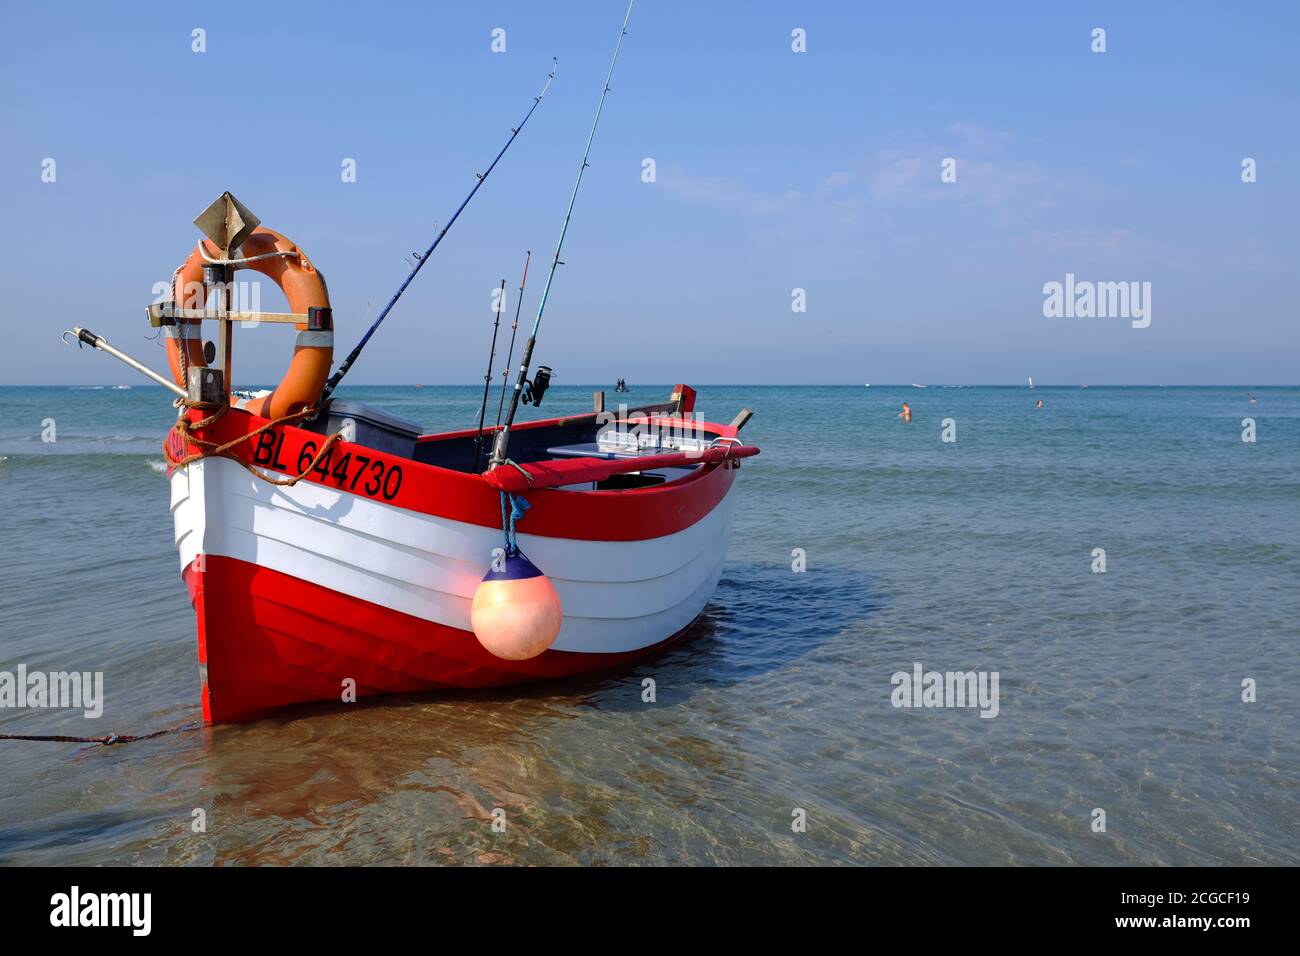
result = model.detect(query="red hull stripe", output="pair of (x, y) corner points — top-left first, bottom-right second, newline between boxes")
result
(186, 554), (698, 723)
(182, 407), (741, 541)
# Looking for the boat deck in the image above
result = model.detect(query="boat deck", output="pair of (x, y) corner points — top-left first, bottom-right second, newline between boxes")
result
(301, 393), (740, 491)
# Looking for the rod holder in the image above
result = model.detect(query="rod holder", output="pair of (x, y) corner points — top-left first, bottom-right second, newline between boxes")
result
(187, 367), (226, 406)
(202, 263), (232, 286)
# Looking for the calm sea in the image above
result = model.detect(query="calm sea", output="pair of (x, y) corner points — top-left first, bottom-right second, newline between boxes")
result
(0, 384), (1296, 865)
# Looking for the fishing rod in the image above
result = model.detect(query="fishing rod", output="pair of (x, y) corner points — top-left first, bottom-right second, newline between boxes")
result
(472, 278), (508, 472)
(317, 60), (557, 411)
(495, 249), (532, 429)
(61, 327), (186, 398)
(490, 0), (634, 469)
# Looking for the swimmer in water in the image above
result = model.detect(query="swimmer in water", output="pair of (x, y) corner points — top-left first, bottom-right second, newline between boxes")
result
(899, 401), (912, 423)
(1035, 398), (1044, 410)
(1248, 393), (1258, 404)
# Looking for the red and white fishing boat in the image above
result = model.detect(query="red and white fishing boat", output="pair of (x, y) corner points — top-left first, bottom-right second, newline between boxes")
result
(66, 8), (758, 723)
(163, 384), (756, 723)
(139, 189), (760, 726)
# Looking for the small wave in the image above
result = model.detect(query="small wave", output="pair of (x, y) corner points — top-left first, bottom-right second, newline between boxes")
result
(146, 460), (168, 474)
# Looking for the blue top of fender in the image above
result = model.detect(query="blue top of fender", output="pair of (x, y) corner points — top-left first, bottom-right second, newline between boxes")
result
(482, 549), (546, 582)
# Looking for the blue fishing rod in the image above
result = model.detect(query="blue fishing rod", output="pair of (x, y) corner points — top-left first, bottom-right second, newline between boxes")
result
(490, 0), (635, 469)
(317, 60), (557, 410)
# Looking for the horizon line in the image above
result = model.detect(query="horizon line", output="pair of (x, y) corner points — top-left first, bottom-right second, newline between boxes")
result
(2, 383), (1296, 390)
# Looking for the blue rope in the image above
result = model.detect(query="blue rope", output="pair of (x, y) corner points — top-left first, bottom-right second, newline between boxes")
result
(499, 492), (531, 556)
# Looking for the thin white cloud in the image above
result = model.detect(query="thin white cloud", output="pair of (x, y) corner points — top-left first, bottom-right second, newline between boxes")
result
(946, 121), (1015, 150)
(660, 172), (800, 215)
(1027, 227), (1136, 254)
(868, 150), (1054, 211)
(659, 120), (1097, 235)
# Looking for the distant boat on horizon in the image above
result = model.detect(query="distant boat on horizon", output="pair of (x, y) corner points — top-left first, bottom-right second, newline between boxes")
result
(912, 383), (927, 389)
(1028, 376), (1034, 389)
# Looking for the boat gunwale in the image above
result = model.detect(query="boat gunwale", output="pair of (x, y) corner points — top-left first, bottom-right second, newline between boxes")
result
(182, 403), (753, 501)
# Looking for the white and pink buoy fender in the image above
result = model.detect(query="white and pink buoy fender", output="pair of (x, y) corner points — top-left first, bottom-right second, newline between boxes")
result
(470, 549), (563, 660)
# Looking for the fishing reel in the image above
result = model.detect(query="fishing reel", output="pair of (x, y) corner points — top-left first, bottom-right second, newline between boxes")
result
(521, 366), (553, 407)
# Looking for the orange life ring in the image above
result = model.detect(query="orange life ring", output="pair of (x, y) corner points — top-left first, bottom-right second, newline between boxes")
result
(165, 227), (333, 419)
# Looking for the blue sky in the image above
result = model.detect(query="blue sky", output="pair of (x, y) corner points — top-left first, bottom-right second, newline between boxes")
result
(1, 0), (1296, 385)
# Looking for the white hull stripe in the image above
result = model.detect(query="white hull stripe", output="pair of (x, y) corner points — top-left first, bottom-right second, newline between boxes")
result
(172, 456), (736, 654)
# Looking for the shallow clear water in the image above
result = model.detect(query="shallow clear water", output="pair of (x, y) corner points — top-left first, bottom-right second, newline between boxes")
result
(0, 384), (1296, 865)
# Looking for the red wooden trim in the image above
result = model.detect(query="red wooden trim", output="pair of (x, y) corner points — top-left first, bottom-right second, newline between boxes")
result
(485, 445), (759, 492)
(671, 384), (697, 413)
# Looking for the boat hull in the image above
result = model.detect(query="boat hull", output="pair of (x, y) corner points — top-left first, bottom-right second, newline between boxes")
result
(182, 553), (715, 723)
(168, 413), (742, 723)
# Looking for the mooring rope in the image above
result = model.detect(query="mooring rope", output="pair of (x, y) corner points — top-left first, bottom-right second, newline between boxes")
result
(163, 399), (343, 488)
(171, 264), (189, 390)
(499, 492), (530, 556)
(0, 721), (203, 747)
(499, 458), (534, 486)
